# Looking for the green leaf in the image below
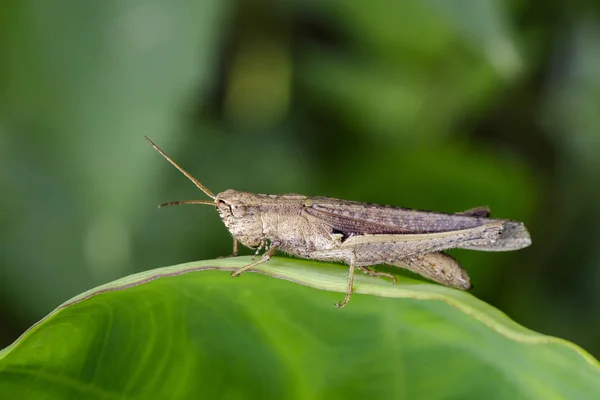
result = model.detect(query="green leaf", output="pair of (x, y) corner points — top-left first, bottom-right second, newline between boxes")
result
(1, 257), (598, 399)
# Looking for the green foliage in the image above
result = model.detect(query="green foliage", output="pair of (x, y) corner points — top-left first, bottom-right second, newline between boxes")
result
(1, 257), (598, 399)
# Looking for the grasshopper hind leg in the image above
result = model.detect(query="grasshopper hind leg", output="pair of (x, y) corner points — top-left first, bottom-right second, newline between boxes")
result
(358, 266), (398, 284)
(391, 252), (471, 290)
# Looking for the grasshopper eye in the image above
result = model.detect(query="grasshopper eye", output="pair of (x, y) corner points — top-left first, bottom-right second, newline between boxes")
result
(231, 204), (247, 218)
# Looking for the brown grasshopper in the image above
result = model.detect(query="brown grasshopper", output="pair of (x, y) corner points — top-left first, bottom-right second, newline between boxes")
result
(145, 136), (531, 308)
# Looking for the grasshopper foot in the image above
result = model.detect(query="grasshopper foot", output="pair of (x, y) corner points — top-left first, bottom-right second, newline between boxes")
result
(335, 297), (350, 309)
(230, 270), (243, 278)
(218, 253), (238, 259)
(335, 286), (353, 308)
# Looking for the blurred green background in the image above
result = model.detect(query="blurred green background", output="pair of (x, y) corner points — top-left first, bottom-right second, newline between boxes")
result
(1, 0), (599, 361)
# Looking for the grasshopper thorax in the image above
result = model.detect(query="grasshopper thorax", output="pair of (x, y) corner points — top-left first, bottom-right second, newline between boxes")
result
(216, 189), (264, 249)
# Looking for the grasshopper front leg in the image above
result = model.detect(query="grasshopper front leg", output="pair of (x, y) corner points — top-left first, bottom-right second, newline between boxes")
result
(218, 238), (240, 259)
(231, 240), (280, 277)
(232, 238), (239, 257)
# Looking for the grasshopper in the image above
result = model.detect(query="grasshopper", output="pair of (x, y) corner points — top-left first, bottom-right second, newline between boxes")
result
(145, 136), (531, 308)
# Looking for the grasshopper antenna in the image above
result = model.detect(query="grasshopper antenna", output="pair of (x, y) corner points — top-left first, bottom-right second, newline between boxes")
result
(144, 136), (217, 208)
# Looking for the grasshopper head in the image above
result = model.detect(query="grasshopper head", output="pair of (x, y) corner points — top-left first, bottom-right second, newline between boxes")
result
(145, 136), (264, 249)
(216, 189), (264, 249)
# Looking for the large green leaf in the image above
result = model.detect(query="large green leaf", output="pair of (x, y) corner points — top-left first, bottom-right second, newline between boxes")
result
(1, 257), (598, 399)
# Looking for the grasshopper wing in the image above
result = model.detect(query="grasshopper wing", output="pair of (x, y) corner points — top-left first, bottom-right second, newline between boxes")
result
(305, 198), (494, 234)
(339, 222), (504, 254)
(304, 199), (531, 251)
